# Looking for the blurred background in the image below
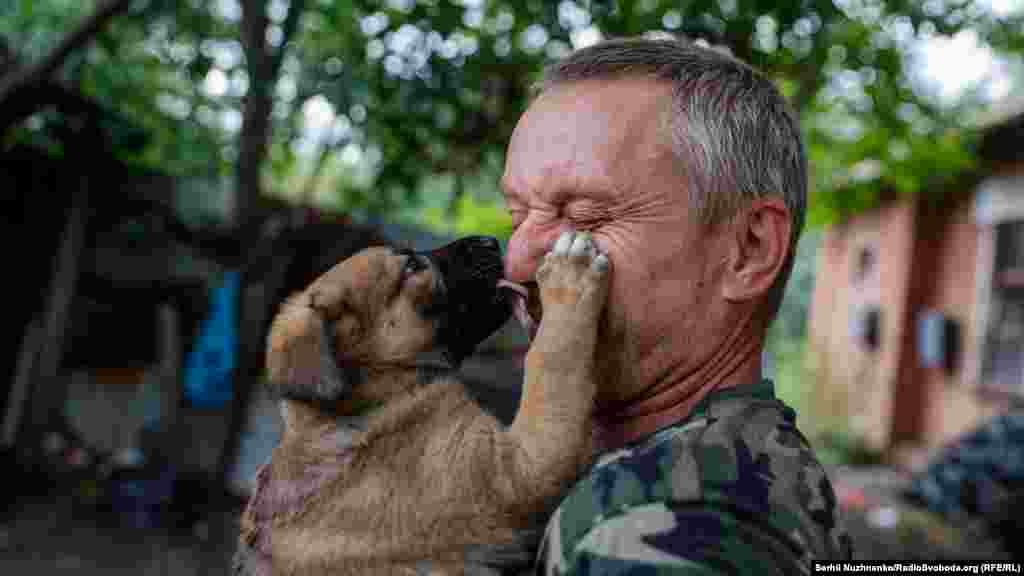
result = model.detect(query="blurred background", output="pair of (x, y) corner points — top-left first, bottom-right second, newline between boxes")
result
(1, 0), (1023, 573)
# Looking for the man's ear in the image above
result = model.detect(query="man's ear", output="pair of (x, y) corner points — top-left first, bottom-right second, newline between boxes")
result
(720, 197), (791, 303)
(265, 292), (358, 402)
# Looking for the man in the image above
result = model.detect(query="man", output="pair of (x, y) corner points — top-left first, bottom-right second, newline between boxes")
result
(501, 37), (853, 574)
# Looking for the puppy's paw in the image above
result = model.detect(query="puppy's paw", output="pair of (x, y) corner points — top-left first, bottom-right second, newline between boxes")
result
(535, 230), (610, 320)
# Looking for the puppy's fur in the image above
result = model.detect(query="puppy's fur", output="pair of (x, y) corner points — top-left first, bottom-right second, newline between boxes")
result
(235, 234), (608, 575)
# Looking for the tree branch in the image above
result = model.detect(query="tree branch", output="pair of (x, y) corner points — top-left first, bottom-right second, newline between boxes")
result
(0, 0), (134, 105)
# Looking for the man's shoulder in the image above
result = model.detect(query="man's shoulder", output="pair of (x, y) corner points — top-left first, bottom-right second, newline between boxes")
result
(540, 394), (852, 573)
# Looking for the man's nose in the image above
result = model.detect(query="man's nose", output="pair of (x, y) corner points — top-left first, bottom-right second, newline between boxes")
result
(504, 230), (534, 283)
(504, 227), (564, 282)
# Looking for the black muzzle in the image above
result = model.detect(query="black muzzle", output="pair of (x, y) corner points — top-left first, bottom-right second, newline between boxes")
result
(420, 236), (513, 365)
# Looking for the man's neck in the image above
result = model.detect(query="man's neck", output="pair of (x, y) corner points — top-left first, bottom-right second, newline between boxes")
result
(591, 324), (764, 453)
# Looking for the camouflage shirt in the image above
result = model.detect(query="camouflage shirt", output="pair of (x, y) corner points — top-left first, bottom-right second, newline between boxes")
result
(536, 379), (853, 574)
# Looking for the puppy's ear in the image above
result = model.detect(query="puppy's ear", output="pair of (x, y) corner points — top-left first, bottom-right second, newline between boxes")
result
(265, 292), (356, 402)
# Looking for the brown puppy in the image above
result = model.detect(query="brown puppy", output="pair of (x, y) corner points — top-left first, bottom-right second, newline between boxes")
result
(235, 231), (609, 575)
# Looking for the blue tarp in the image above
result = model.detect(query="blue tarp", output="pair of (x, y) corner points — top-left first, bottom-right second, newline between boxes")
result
(183, 270), (240, 409)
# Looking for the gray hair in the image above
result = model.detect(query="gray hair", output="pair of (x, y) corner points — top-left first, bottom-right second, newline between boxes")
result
(536, 36), (806, 319)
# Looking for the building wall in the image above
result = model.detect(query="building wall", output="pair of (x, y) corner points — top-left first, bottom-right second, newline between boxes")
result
(808, 201), (916, 451)
(915, 200), (999, 450)
(809, 163), (1024, 456)
(912, 164), (1024, 451)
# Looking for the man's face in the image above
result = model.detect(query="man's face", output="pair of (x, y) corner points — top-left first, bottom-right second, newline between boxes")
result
(502, 78), (730, 406)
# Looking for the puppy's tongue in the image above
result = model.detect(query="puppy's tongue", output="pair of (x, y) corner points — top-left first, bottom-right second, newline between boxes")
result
(497, 280), (538, 342)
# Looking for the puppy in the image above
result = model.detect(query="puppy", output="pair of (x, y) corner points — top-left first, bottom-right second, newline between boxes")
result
(235, 232), (609, 575)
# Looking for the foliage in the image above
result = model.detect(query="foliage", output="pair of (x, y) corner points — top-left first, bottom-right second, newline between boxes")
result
(422, 191), (514, 239)
(281, 0), (1022, 226)
(771, 229), (823, 341)
(769, 337), (813, 422)
(1, 0), (238, 175)
(815, 430), (888, 466)
(768, 333), (888, 466)
(3, 0), (1022, 224)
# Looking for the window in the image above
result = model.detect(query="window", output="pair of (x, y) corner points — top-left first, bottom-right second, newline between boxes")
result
(853, 245), (876, 284)
(981, 221), (1024, 393)
(974, 174), (1024, 396)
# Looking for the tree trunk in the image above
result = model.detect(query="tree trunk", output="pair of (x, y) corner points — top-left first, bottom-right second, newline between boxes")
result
(232, 0), (306, 231)
(232, 0), (273, 232)
(219, 0), (307, 477)
(15, 160), (92, 453)
(203, 4), (307, 571)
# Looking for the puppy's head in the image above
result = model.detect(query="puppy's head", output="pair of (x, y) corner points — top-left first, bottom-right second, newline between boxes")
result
(266, 236), (513, 406)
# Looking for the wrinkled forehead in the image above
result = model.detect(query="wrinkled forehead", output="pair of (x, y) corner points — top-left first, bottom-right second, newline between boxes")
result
(504, 79), (676, 197)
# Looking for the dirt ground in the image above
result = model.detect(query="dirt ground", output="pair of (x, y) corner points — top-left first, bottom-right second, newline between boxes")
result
(831, 465), (1012, 562)
(0, 493), (239, 575)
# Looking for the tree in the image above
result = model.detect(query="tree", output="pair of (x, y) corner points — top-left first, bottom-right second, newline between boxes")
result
(0, 0), (228, 174)
(233, 0), (306, 231)
(0, 0), (133, 111)
(6, 1), (1021, 229)
(275, 0), (1023, 228)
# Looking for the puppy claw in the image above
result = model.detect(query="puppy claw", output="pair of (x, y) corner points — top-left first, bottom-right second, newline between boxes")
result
(553, 231), (574, 255)
(569, 232), (595, 259)
(536, 230), (610, 317)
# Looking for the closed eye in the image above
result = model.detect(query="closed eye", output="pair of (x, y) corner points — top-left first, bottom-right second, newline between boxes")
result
(386, 248), (419, 300)
(392, 248), (427, 289)
(402, 253), (426, 278)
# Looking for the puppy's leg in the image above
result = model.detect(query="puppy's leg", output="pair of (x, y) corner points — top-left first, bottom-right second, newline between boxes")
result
(498, 230), (610, 503)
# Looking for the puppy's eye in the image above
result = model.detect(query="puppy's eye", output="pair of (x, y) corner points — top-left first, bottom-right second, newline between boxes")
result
(403, 255), (426, 278)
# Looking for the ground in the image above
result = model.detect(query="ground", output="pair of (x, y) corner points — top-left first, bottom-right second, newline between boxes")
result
(831, 465), (1011, 562)
(1, 467), (1012, 575)
(0, 491), (239, 575)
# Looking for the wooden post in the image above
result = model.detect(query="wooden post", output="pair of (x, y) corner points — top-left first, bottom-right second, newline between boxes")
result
(3, 317), (41, 447)
(19, 166), (90, 452)
(155, 303), (182, 438)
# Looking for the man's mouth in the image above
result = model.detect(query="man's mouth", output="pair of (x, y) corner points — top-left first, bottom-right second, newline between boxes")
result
(497, 280), (540, 341)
